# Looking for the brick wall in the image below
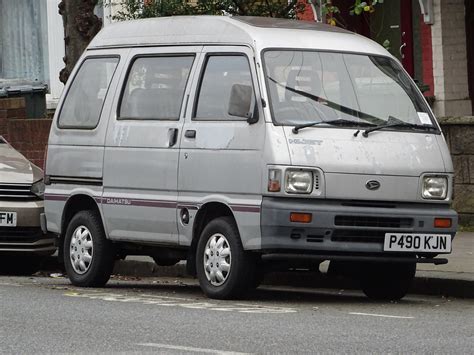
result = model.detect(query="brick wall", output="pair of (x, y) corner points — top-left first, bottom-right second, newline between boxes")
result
(439, 116), (474, 226)
(0, 97), (52, 168)
(432, 0), (473, 116)
(421, 16), (434, 97)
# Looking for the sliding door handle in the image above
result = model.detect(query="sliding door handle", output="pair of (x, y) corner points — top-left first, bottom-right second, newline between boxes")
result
(185, 130), (196, 139)
(168, 128), (178, 147)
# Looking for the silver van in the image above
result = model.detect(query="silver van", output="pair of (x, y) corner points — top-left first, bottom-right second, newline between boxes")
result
(44, 16), (458, 300)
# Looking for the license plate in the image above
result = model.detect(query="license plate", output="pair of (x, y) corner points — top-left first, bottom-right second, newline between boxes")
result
(0, 211), (16, 227)
(384, 233), (451, 253)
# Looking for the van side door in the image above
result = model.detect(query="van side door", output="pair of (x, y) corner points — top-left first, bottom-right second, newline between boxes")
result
(102, 46), (201, 244)
(177, 46), (265, 248)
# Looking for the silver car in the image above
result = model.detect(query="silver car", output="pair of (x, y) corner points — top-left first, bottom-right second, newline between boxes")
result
(0, 136), (55, 274)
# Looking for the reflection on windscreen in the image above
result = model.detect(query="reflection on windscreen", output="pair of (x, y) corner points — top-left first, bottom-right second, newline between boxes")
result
(264, 51), (430, 126)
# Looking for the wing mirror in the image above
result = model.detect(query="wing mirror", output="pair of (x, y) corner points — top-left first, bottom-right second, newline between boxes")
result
(228, 84), (258, 124)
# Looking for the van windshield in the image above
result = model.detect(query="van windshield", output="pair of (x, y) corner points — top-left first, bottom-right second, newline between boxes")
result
(263, 50), (434, 129)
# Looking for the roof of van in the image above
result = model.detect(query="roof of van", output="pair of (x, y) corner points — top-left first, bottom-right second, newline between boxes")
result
(88, 16), (388, 56)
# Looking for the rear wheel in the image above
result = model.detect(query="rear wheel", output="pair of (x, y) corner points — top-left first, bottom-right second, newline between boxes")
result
(360, 262), (416, 301)
(63, 210), (115, 287)
(196, 217), (255, 299)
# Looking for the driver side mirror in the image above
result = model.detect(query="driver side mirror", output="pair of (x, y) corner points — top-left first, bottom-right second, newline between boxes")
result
(228, 84), (258, 124)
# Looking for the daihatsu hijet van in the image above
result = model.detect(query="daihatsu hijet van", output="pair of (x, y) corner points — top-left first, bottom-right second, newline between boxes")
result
(44, 16), (458, 300)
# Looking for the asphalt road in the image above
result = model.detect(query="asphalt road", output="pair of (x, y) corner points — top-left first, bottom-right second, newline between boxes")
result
(0, 276), (473, 354)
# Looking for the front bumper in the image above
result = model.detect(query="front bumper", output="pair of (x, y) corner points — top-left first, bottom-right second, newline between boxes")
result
(261, 197), (457, 262)
(0, 200), (56, 255)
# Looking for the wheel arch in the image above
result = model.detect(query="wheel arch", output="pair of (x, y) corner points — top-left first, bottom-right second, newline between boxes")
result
(58, 194), (104, 260)
(187, 201), (238, 276)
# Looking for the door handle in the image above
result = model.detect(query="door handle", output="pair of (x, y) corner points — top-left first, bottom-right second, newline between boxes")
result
(185, 130), (196, 139)
(168, 128), (178, 147)
(399, 42), (407, 59)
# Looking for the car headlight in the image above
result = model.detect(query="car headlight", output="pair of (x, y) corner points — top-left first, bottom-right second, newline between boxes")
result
(422, 176), (447, 199)
(285, 170), (313, 194)
(31, 179), (45, 199)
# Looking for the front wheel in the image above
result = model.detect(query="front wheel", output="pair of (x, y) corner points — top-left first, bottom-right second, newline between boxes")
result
(196, 217), (255, 299)
(63, 210), (115, 287)
(360, 262), (416, 301)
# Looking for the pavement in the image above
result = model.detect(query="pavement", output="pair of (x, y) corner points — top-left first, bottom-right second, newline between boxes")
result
(43, 232), (474, 299)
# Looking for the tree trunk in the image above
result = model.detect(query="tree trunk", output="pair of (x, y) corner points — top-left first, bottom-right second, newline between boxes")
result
(58, 0), (102, 84)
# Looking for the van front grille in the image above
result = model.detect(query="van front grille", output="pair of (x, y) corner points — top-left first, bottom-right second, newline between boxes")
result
(334, 216), (413, 228)
(314, 174), (320, 190)
(331, 229), (385, 244)
(306, 234), (324, 243)
(0, 184), (36, 199)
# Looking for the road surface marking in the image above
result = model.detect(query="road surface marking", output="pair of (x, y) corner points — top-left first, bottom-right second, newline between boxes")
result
(137, 342), (250, 354)
(64, 290), (297, 314)
(0, 281), (22, 287)
(349, 312), (414, 319)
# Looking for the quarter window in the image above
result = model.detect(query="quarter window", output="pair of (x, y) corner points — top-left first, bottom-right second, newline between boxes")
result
(195, 55), (253, 120)
(119, 56), (194, 120)
(58, 57), (118, 129)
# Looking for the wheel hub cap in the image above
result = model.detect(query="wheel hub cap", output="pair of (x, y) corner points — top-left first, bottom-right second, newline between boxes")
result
(70, 225), (93, 274)
(204, 233), (231, 286)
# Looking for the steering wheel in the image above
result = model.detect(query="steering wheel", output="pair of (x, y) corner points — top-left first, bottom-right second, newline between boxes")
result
(273, 106), (312, 120)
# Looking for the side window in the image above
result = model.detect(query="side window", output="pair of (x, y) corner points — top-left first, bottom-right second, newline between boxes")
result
(195, 55), (253, 120)
(58, 57), (119, 129)
(119, 56), (194, 120)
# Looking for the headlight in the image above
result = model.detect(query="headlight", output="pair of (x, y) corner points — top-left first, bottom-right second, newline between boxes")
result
(422, 176), (447, 199)
(31, 179), (45, 199)
(285, 170), (313, 194)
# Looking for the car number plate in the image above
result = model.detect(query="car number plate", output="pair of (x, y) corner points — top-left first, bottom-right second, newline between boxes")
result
(384, 233), (451, 253)
(0, 211), (17, 227)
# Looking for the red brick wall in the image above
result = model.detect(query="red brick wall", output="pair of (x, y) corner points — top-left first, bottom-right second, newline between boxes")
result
(298, 0), (316, 21)
(420, 15), (435, 97)
(0, 97), (51, 169)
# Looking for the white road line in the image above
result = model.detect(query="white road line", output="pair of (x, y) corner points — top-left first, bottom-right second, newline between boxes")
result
(137, 343), (250, 355)
(349, 312), (414, 319)
(0, 282), (22, 287)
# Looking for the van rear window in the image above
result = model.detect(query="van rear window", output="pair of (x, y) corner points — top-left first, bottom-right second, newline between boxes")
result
(58, 57), (119, 129)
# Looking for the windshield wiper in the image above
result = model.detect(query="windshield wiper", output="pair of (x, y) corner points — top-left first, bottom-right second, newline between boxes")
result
(360, 116), (438, 137)
(268, 77), (386, 126)
(293, 119), (377, 134)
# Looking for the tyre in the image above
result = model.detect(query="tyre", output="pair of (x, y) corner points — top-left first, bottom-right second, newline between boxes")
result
(63, 210), (115, 287)
(0, 255), (43, 276)
(360, 262), (416, 301)
(152, 256), (180, 267)
(196, 216), (255, 299)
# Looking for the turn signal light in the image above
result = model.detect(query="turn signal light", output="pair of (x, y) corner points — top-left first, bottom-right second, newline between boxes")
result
(434, 218), (452, 228)
(268, 169), (281, 192)
(290, 212), (312, 223)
